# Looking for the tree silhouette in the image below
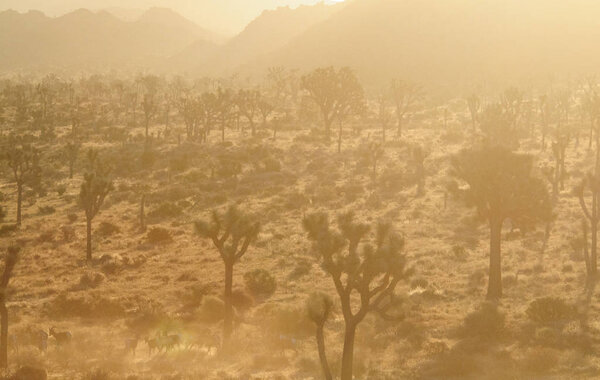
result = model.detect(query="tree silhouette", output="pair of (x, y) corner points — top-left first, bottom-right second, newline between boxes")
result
(236, 89), (261, 136)
(390, 79), (421, 138)
(194, 206), (260, 347)
(79, 151), (113, 262)
(452, 146), (552, 299)
(2, 136), (41, 226)
(301, 67), (364, 142)
(303, 212), (411, 380)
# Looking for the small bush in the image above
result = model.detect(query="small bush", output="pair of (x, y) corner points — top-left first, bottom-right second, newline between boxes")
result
(0, 224), (17, 236)
(244, 269), (277, 298)
(67, 213), (78, 223)
(97, 221), (120, 237)
(38, 205), (55, 215)
(526, 297), (576, 325)
(461, 302), (505, 339)
(147, 202), (182, 220)
(0, 205), (6, 222)
(56, 185), (67, 196)
(147, 227), (173, 244)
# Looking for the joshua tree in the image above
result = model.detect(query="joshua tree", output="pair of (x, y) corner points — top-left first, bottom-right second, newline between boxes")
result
(79, 152), (113, 261)
(377, 93), (393, 142)
(452, 146), (552, 299)
(301, 67), (364, 139)
(214, 88), (235, 143)
(303, 212), (411, 380)
(361, 142), (384, 180)
(390, 79), (422, 138)
(2, 136), (41, 226)
(194, 206), (260, 346)
(64, 140), (81, 179)
(479, 103), (519, 150)
(575, 173), (600, 277)
(236, 89), (261, 136)
(0, 245), (19, 368)
(466, 94), (481, 132)
(306, 292), (333, 380)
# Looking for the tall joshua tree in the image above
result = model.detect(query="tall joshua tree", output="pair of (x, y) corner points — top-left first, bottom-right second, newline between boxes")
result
(79, 151), (113, 262)
(452, 146), (552, 299)
(306, 292), (333, 380)
(303, 212), (411, 380)
(0, 245), (18, 368)
(390, 79), (422, 138)
(2, 136), (41, 226)
(194, 206), (260, 346)
(302, 67), (364, 141)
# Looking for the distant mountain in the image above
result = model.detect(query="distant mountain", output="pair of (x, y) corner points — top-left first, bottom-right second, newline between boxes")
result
(171, 2), (345, 74)
(243, 0), (600, 88)
(0, 8), (217, 72)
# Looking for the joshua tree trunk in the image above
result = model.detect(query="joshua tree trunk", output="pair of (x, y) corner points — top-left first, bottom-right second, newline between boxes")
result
(316, 324), (332, 380)
(487, 218), (503, 299)
(340, 322), (357, 380)
(16, 183), (22, 227)
(86, 216), (92, 262)
(223, 260), (234, 346)
(397, 116), (403, 138)
(0, 303), (7, 368)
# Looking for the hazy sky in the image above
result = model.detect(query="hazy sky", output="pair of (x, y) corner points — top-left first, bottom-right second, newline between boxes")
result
(0, 0), (343, 35)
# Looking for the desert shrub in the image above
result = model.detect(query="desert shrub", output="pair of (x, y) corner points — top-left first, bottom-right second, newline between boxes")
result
(452, 244), (468, 261)
(526, 297), (576, 325)
(147, 227), (173, 244)
(0, 205), (5, 222)
(36, 230), (55, 244)
(46, 292), (125, 319)
(148, 202), (182, 220)
(0, 224), (17, 236)
(67, 213), (78, 223)
(289, 258), (312, 279)
(61, 225), (76, 242)
(76, 272), (105, 290)
(244, 269), (277, 299)
(461, 302), (505, 339)
(56, 185), (67, 196)
(231, 288), (255, 312)
(38, 205), (55, 215)
(198, 296), (225, 323)
(96, 221), (120, 237)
